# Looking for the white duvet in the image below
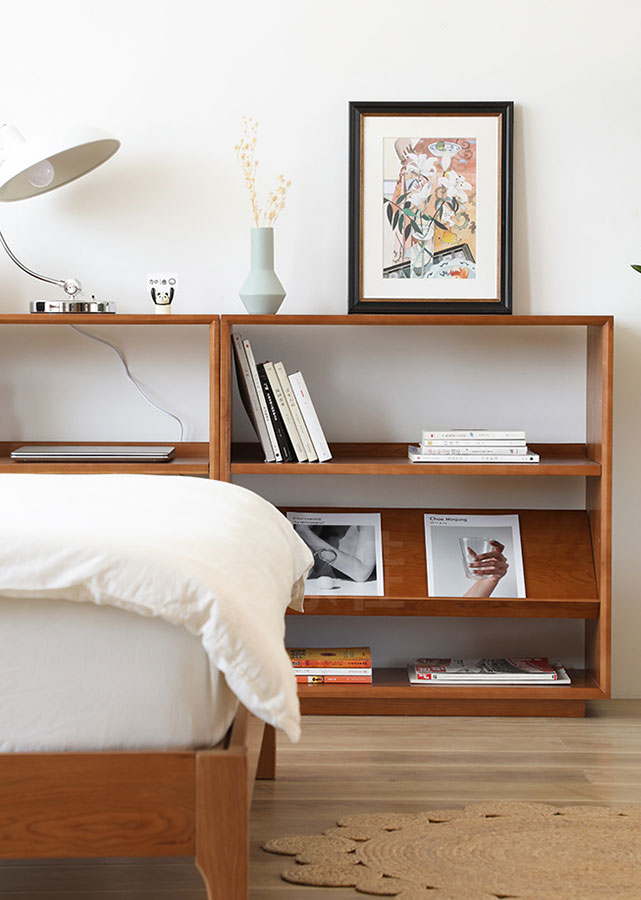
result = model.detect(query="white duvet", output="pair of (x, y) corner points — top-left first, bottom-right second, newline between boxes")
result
(0, 474), (312, 742)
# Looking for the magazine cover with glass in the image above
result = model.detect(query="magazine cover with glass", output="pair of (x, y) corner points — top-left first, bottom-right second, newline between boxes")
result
(287, 512), (384, 596)
(424, 513), (525, 598)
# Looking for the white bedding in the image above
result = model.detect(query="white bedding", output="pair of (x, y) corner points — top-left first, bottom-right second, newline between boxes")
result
(0, 597), (237, 752)
(0, 474), (312, 743)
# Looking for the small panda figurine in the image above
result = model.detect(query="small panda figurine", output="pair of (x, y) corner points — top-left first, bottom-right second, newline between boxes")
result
(151, 286), (174, 307)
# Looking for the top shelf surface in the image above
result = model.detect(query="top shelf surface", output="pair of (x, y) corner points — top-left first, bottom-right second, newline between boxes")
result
(0, 313), (613, 326)
(0, 314), (218, 325)
(222, 314), (613, 327)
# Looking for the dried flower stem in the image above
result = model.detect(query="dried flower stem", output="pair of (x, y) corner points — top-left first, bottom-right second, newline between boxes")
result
(234, 117), (291, 227)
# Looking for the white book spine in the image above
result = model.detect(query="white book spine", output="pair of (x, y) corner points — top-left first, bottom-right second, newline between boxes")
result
(264, 361), (307, 462)
(242, 338), (282, 462)
(288, 371), (332, 462)
(422, 430), (526, 441)
(417, 445), (529, 455)
(409, 449), (540, 463)
(421, 439), (526, 448)
(232, 334), (275, 462)
(275, 361), (318, 462)
(289, 667), (373, 676)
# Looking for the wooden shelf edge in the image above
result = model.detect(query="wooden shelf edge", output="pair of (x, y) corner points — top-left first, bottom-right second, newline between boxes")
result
(297, 668), (603, 701)
(0, 461), (209, 475)
(222, 314), (613, 327)
(299, 697), (592, 717)
(0, 314), (218, 325)
(230, 443), (601, 477)
(289, 597), (600, 619)
(0, 442), (210, 475)
(280, 507), (598, 611)
(233, 462), (600, 476)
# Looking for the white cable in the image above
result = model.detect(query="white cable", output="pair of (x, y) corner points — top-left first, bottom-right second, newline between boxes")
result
(69, 325), (185, 442)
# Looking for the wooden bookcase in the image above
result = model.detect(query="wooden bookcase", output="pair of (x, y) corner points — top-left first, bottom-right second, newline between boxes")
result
(0, 313), (220, 478)
(220, 314), (613, 718)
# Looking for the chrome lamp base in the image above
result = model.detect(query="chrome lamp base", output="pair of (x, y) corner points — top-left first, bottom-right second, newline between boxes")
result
(30, 299), (116, 314)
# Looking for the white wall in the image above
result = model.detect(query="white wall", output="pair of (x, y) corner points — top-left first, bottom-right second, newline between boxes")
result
(1, 0), (639, 692)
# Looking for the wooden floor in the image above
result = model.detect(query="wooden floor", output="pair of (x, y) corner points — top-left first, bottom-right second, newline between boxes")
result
(2, 701), (641, 898)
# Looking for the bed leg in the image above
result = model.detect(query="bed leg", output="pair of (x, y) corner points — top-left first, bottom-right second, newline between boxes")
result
(196, 750), (248, 900)
(256, 724), (276, 779)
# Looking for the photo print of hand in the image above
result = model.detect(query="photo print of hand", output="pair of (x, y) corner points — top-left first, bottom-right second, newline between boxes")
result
(464, 540), (509, 598)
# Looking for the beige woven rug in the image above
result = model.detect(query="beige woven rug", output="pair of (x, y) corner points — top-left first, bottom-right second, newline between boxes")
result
(262, 802), (641, 899)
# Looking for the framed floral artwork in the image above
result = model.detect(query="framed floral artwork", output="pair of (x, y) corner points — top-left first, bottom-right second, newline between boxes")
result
(348, 101), (513, 314)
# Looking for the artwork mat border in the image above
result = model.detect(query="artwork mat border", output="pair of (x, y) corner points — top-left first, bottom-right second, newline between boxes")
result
(348, 101), (513, 315)
(368, 117), (496, 301)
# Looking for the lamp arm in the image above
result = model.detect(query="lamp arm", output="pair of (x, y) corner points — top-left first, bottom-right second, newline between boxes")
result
(0, 226), (82, 296)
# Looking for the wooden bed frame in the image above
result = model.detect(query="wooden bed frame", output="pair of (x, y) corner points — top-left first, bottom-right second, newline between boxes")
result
(0, 708), (276, 899)
(0, 315), (284, 897)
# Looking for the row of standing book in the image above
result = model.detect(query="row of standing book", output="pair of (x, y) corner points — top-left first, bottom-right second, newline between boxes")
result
(286, 649), (570, 686)
(408, 429), (540, 464)
(233, 334), (332, 463)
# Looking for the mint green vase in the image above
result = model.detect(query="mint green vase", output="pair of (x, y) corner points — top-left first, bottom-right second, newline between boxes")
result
(239, 227), (286, 314)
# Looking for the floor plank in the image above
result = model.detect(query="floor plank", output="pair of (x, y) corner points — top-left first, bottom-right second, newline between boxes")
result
(2, 701), (641, 899)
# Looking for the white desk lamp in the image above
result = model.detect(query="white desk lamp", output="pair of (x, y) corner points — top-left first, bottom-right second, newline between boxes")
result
(0, 123), (120, 312)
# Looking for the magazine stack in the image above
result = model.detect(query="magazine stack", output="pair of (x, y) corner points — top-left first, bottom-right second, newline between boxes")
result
(287, 647), (373, 684)
(407, 658), (570, 685)
(408, 429), (539, 464)
(233, 334), (332, 463)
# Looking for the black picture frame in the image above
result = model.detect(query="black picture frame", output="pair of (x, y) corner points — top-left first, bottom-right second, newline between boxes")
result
(348, 101), (513, 315)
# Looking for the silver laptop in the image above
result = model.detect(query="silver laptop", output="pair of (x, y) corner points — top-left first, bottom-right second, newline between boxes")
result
(11, 445), (176, 462)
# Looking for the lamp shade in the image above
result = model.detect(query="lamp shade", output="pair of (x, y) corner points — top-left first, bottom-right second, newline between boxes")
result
(0, 124), (120, 201)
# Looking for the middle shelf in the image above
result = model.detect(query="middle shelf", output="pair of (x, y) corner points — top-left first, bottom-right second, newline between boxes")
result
(284, 507), (599, 619)
(231, 442), (600, 476)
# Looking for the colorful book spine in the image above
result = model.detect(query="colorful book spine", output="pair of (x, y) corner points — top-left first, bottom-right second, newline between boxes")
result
(288, 646), (371, 664)
(296, 674), (373, 684)
(291, 659), (372, 668)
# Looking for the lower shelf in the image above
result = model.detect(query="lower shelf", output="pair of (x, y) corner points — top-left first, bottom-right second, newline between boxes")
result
(297, 668), (605, 717)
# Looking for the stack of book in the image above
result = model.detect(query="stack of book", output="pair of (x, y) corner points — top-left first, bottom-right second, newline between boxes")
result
(407, 657), (570, 685)
(233, 334), (332, 463)
(408, 429), (540, 464)
(287, 646), (373, 684)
